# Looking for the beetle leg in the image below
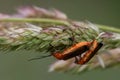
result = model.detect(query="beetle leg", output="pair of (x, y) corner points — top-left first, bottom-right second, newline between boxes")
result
(74, 56), (79, 63)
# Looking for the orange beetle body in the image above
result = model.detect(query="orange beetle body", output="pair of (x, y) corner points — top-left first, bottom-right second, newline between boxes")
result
(52, 41), (91, 60)
(76, 40), (103, 64)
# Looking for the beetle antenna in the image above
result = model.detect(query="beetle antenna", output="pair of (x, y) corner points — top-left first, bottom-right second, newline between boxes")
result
(28, 54), (52, 61)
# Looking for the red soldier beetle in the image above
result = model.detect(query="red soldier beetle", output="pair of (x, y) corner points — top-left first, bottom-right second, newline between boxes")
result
(75, 40), (103, 64)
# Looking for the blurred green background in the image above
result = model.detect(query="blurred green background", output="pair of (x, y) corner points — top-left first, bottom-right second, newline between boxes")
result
(0, 0), (119, 80)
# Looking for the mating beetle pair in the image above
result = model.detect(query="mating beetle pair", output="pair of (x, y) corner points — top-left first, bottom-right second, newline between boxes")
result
(30, 39), (103, 65)
(52, 39), (103, 65)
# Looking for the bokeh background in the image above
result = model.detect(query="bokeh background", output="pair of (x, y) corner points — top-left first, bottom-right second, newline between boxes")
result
(0, 0), (119, 80)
